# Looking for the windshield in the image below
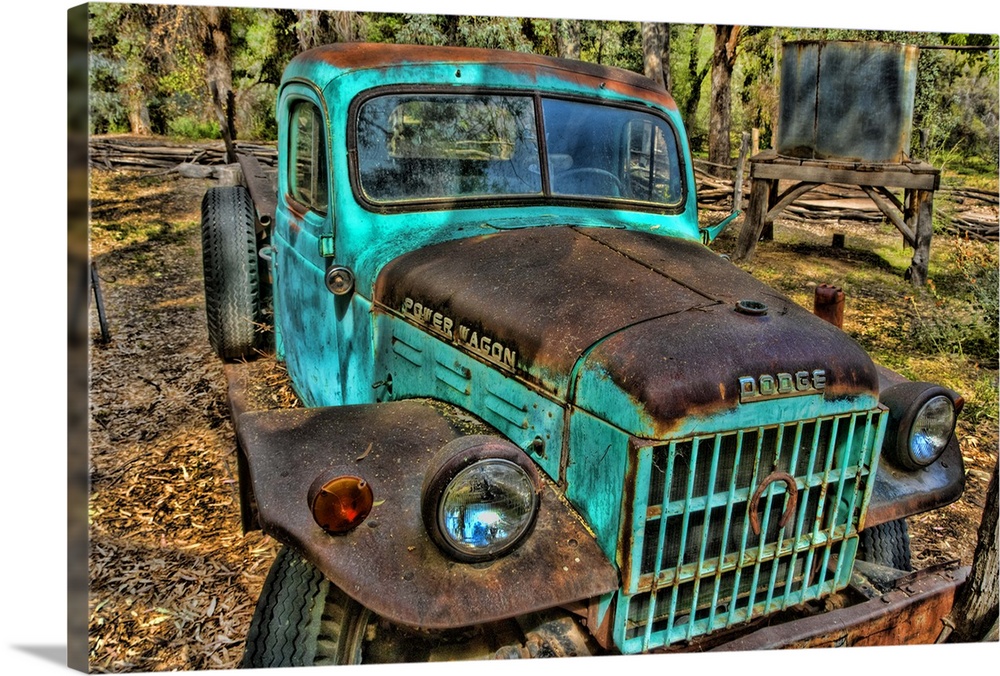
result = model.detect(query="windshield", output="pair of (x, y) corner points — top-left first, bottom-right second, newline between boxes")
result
(354, 92), (684, 208)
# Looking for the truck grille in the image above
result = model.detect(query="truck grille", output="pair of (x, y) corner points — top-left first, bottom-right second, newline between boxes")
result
(614, 408), (886, 652)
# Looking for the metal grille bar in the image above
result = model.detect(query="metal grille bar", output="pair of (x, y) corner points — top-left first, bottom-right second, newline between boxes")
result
(616, 407), (886, 652)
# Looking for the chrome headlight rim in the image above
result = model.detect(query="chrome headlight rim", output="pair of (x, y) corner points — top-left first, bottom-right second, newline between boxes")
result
(421, 435), (541, 563)
(881, 382), (961, 471)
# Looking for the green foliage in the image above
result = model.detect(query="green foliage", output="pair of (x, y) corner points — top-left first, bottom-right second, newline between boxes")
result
(924, 52), (1000, 167)
(667, 24), (713, 150)
(729, 27), (777, 150)
(456, 16), (533, 51)
(166, 116), (220, 140)
(362, 13), (408, 43)
(910, 240), (999, 367)
(88, 52), (128, 134)
(578, 21), (642, 71)
(230, 9), (286, 140)
(394, 14), (451, 46)
(88, 3), (160, 133)
(157, 43), (204, 100)
(521, 19), (557, 56)
(85, 5), (999, 168)
(964, 371), (1000, 427)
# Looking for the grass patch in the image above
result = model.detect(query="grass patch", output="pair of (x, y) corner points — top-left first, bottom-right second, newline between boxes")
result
(909, 238), (999, 367)
(963, 371), (1000, 427)
(730, 213), (998, 434)
(167, 116), (221, 140)
(92, 218), (195, 246)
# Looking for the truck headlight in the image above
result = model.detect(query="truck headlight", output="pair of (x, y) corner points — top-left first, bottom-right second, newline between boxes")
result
(908, 395), (957, 466)
(422, 436), (540, 562)
(881, 383), (962, 471)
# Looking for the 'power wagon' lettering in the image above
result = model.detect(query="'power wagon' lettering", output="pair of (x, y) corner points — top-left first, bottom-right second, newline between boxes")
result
(738, 370), (826, 403)
(400, 297), (517, 371)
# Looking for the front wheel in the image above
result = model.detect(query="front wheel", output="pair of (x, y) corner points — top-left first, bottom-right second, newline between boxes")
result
(241, 547), (595, 666)
(241, 547), (371, 667)
(858, 518), (913, 571)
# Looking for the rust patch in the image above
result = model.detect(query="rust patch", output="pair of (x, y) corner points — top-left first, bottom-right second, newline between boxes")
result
(236, 152), (277, 229)
(709, 563), (968, 649)
(576, 284), (880, 435)
(373, 227), (714, 395)
(375, 226), (880, 434)
(617, 437), (643, 580)
(865, 437), (966, 528)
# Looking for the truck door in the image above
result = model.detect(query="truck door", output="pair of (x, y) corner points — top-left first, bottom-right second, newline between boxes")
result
(271, 84), (342, 407)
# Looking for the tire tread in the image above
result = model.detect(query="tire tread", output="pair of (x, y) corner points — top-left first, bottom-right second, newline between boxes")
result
(201, 186), (260, 360)
(241, 547), (367, 668)
(858, 518), (913, 571)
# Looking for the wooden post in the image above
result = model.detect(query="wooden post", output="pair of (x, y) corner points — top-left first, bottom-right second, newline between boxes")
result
(761, 181), (778, 241)
(734, 176), (772, 262)
(90, 261), (110, 343)
(905, 188), (934, 286)
(733, 154), (939, 280)
(732, 132), (751, 212)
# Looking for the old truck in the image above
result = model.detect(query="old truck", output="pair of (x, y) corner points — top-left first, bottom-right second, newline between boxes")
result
(200, 43), (968, 666)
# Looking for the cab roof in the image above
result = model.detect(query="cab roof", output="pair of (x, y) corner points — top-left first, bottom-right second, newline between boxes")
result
(286, 42), (678, 110)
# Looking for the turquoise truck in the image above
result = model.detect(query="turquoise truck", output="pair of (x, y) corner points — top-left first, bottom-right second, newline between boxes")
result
(200, 43), (967, 666)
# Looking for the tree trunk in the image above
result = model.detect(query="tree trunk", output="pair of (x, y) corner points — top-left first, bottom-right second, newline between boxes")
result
(111, 4), (154, 135)
(554, 19), (581, 59)
(641, 22), (670, 90)
(708, 25), (741, 177)
(200, 7), (236, 150)
(662, 24), (671, 92)
(126, 88), (152, 135)
(682, 25), (709, 137)
(294, 9), (322, 51)
(331, 11), (358, 43)
(940, 460), (999, 643)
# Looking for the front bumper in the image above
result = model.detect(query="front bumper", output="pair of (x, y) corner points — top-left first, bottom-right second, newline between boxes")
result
(710, 561), (968, 650)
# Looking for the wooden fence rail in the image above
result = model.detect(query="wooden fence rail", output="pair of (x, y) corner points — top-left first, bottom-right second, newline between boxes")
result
(88, 137), (997, 242)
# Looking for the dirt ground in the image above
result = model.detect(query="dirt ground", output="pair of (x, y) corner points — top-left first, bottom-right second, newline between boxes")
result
(85, 167), (998, 671)
(87, 171), (280, 672)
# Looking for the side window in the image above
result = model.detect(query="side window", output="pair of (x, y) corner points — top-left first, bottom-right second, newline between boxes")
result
(626, 119), (682, 204)
(288, 100), (329, 213)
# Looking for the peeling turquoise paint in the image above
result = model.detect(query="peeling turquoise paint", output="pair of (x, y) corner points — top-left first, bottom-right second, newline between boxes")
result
(374, 313), (566, 480)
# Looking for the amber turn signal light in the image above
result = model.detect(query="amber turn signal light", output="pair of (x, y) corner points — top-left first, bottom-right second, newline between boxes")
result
(308, 475), (374, 534)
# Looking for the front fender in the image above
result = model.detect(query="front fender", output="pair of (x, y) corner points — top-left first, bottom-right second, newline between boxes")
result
(236, 399), (619, 630)
(864, 365), (966, 528)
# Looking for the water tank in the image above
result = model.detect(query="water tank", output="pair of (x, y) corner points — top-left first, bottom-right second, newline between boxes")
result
(776, 40), (920, 163)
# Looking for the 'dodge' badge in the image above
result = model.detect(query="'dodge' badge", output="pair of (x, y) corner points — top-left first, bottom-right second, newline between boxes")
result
(738, 370), (826, 403)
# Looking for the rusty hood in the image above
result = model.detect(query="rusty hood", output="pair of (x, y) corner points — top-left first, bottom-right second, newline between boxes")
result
(373, 226), (879, 434)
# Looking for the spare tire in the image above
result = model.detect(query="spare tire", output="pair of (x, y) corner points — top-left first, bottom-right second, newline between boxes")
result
(201, 186), (260, 360)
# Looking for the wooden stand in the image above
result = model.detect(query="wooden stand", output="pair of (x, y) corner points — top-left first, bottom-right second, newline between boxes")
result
(733, 151), (941, 285)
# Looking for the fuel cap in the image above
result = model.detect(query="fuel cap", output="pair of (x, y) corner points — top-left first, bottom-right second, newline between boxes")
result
(735, 299), (768, 316)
